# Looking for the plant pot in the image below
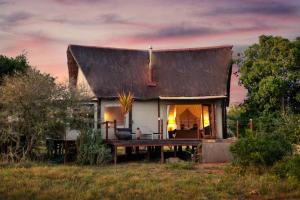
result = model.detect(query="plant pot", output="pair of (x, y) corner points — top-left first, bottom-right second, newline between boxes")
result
(116, 128), (132, 140)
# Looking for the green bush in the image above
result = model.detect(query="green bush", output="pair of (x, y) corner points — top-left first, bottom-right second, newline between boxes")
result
(230, 130), (292, 168)
(255, 113), (300, 145)
(272, 155), (300, 180)
(77, 129), (112, 165)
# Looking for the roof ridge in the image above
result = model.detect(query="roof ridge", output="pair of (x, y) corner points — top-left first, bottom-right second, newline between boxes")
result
(154, 45), (233, 52)
(68, 44), (146, 52)
(68, 44), (233, 52)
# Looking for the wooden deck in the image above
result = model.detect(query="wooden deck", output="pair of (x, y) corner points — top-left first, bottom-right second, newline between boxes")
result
(104, 139), (202, 165)
(104, 139), (202, 147)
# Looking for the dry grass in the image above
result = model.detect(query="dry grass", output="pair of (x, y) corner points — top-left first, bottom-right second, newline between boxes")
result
(0, 162), (300, 200)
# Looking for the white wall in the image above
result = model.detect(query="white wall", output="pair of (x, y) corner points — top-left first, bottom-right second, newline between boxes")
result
(132, 101), (158, 138)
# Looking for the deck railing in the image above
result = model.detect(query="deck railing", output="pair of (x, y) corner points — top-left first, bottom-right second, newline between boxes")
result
(100, 120), (117, 140)
(101, 119), (209, 141)
(101, 119), (164, 141)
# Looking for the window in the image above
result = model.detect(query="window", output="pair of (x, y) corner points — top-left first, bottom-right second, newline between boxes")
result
(104, 106), (125, 126)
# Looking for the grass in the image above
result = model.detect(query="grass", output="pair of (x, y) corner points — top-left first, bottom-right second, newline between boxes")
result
(0, 162), (300, 200)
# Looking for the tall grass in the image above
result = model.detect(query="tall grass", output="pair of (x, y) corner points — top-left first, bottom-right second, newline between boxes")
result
(0, 162), (299, 200)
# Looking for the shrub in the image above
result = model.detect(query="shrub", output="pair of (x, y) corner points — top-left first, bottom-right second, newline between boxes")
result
(255, 113), (300, 145)
(77, 129), (112, 165)
(0, 68), (82, 162)
(230, 130), (292, 168)
(272, 155), (300, 180)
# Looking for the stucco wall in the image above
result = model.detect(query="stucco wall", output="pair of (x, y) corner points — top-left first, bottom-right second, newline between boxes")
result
(202, 139), (234, 163)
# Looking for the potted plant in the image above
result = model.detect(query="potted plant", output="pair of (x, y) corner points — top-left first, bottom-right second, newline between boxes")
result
(115, 91), (134, 140)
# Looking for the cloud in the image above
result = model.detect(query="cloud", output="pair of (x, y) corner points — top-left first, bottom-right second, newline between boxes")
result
(204, 1), (300, 16)
(0, 0), (8, 5)
(52, 0), (106, 4)
(0, 11), (34, 25)
(101, 14), (127, 24)
(99, 13), (160, 29)
(136, 25), (216, 40)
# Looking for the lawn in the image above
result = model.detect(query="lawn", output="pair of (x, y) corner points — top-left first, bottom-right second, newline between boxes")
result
(0, 162), (300, 200)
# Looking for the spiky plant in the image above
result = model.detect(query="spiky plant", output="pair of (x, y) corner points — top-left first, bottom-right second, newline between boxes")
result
(118, 91), (134, 116)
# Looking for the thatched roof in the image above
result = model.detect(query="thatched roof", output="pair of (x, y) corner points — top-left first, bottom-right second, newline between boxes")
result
(67, 45), (233, 101)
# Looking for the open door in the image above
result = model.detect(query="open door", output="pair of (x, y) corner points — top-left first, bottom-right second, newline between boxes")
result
(202, 104), (216, 139)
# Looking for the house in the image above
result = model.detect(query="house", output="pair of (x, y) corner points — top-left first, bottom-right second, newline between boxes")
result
(67, 44), (233, 163)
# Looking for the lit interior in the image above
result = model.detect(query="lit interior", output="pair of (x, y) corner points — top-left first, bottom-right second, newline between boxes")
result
(104, 106), (124, 126)
(167, 106), (177, 131)
(203, 106), (210, 127)
(167, 104), (210, 131)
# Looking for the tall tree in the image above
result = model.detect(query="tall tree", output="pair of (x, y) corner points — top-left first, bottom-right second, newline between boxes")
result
(239, 35), (300, 117)
(0, 54), (29, 80)
(0, 68), (80, 161)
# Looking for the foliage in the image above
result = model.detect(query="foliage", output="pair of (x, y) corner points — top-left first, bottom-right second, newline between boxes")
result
(272, 155), (300, 181)
(238, 35), (300, 116)
(227, 105), (247, 137)
(76, 129), (111, 165)
(255, 113), (300, 144)
(230, 130), (292, 168)
(118, 91), (134, 115)
(0, 54), (29, 81)
(0, 68), (78, 161)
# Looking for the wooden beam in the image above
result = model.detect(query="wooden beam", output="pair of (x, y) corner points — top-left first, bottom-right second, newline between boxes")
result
(157, 99), (160, 137)
(212, 104), (217, 138)
(174, 146), (177, 157)
(129, 109), (132, 129)
(114, 145), (117, 165)
(114, 120), (117, 138)
(160, 146), (164, 163)
(222, 100), (227, 138)
(160, 119), (163, 139)
(105, 121), (108, 140)
(97, 99), (101, 129)
(94, 102), (98, 130)
(158, 118), (161, 139)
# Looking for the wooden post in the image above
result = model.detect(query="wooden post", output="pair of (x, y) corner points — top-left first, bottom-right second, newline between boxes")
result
(94, 102), (98, 130)
(105, 121), (108, 140)
(147, 146), (151, 161)
(174, 146), (177, 157)
(212, 104), (217, 139)
(236, 120), (239, 138)
(160, 119), (163, 140)
(114, 145), (117, 165)
(249, 119), (253, 131)
(160, 146), (164, 163)
(158, 118), (161, 139)
(114, 120), (117, 139)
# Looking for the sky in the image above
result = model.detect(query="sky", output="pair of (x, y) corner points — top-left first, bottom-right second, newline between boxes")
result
(0, 0), (300, 104)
